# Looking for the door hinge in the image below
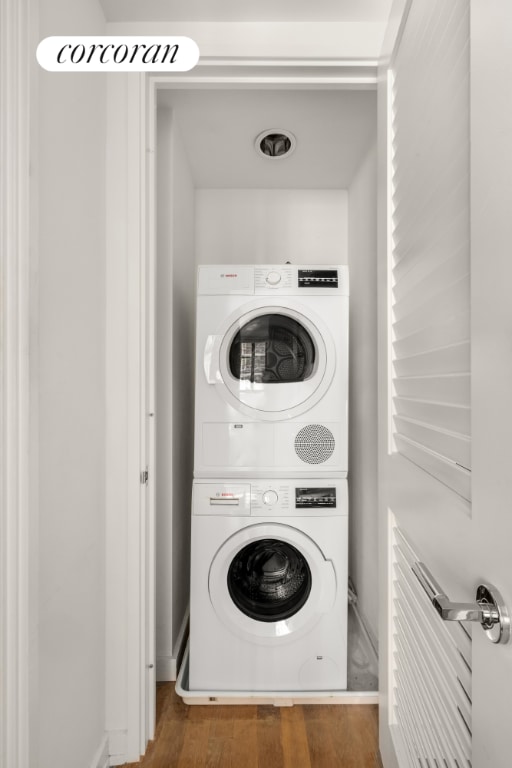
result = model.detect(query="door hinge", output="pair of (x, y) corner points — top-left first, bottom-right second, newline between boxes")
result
(140, 468), (149, 485)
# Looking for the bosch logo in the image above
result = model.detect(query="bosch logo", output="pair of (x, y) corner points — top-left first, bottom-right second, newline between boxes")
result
(221, 273), (238, 278)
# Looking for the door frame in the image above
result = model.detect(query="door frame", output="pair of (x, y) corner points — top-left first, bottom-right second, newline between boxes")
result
(0, 1), (36, 766)
(376, 4), (411, 766)
(105, 55), (387, 764)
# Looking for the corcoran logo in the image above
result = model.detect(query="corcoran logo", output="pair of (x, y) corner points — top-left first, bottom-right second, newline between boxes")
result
(36, 36), (199, 72)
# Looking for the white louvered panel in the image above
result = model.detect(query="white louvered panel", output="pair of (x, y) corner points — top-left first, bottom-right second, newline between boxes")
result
(392, 166), (469, 263)
(392, 528), (472, 768)
(391, 1), (469, 142)
(393, 246), (468, 319)
(395, 435), (471, 501)
(393, 236), (467, 303)
(392, 77), (469, 210)
(394, 341), (469, 379)
(394, 625), (469, 768)
(394, 531), (472, 675)
(394, 373), (470, 407)
(390, 0), (470, 500)
(393, 275), (469, 343)
(394, 682), (431, 768)
(393, 311), (470, 361)
(394, 638), (463, 766)
(394, 398), (469, 435)
(394, 560), (472, 702)
(393, 528), (471, 668)
(394, 416), (469, 470)
(392, 61), (469, 195)
(395, 585), (471, 732)
(394, 694), (422, 768)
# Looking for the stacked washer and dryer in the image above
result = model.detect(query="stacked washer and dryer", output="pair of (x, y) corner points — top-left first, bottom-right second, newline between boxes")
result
(189, 264), (349, 693)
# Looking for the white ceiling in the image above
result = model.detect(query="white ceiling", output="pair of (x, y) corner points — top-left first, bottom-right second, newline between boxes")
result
(100, 0), (392, 23)
(158, 88), (376, 189)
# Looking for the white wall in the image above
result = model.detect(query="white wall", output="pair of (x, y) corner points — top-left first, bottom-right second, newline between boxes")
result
(156, 110), (195, 679)
(35, 0), (107, 765)
(347, 141), (378, 645)
(196, 189), (348, 265)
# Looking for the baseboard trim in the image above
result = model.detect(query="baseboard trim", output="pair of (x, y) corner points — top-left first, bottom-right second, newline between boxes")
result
(107, 729), (127, 767)
(156, 606), (189, 682)
(89, 734), (109, 768)
(156, 655), (175, 682)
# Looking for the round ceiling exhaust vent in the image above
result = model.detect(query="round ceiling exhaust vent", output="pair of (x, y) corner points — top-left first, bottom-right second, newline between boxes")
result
(255, 129), (296, 159)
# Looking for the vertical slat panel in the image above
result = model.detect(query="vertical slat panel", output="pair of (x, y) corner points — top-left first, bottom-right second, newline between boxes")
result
(392, 527), (472, 767)
(390, 0), (471, 501)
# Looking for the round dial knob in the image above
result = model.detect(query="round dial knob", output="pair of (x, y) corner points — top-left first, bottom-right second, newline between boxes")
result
(266, 271), (281, 286)
(262, 490), (278, 506)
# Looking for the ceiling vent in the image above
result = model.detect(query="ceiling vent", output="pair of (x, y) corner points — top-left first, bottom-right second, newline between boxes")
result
(255, 129), (296, 159)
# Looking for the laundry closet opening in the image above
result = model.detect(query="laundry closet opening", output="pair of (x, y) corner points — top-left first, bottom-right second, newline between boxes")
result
(154, 85), (378, 697)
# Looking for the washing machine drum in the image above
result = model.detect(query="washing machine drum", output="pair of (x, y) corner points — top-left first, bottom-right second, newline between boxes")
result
(227, 539), (312, 622)
(229, 315), (316, 384)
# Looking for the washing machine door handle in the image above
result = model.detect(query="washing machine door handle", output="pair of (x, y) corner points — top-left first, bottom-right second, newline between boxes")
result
(204, 335), (224, 384)
(318, 559), (337, 614)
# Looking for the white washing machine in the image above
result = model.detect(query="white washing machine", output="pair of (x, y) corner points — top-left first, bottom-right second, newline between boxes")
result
(194, 264), (349, 479)
(189, 478), (348, 692)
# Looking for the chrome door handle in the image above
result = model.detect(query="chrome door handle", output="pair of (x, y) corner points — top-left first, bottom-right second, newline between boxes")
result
(432, 589), (498, 623)
(412, 561), (510, 645)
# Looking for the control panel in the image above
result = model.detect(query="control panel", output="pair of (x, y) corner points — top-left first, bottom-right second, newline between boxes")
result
(298, 269), (339, 288)
(262, 489), (279, 506)
(253, 265), (346, 295)
(254, 267), (293, 291)
(250, 482), (340, 516)
(198, 265), (348, 296)
(194, 480), (347, 517)
(295, 487), (337, 508)
(251, 483), (291, 513)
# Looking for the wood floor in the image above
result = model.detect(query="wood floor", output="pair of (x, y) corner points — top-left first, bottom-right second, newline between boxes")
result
(125, 683), (383, 768)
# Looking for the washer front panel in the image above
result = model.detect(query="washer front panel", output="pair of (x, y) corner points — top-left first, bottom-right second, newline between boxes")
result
(189, 479), (348, 691)
(208, 523), (336, 644)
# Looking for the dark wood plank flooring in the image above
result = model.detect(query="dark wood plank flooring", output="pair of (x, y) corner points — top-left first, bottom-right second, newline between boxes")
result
(125, 683), (383, 768)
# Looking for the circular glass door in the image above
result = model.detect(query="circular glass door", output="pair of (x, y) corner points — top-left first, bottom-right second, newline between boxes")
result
(227, 539), (312, 622)
(229, 315), (316, 385)
(208, 523), (336, 644)
(215, 304), (335, 421)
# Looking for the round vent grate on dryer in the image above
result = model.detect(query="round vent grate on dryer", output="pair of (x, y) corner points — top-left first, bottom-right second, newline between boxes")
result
(294, 424), (335, 464)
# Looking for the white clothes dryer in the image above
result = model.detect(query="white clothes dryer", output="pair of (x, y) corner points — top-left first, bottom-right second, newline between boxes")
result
(194, 264), (349, 479)
(189, 478), (348, 692)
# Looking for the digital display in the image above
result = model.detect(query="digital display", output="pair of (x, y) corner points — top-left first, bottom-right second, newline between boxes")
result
(295, 488), (336, 508)
(298, 269), (338, 288)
